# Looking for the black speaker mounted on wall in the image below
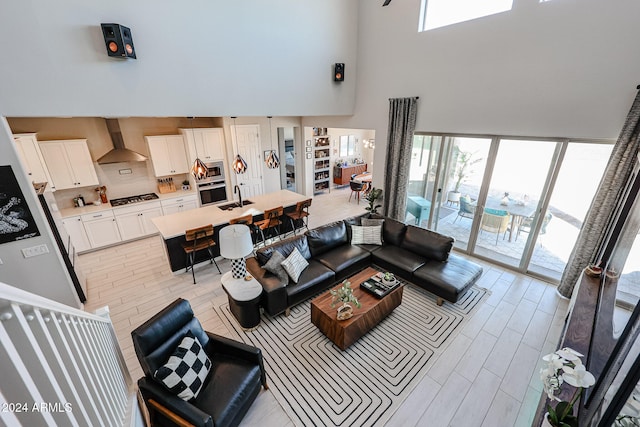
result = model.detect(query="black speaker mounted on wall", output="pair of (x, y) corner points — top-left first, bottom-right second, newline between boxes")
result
(101, 23), (136, 59)
(334, 63), (345, 82)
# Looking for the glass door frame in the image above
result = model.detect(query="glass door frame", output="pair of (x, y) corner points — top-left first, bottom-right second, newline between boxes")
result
(412, 131), (600, 280)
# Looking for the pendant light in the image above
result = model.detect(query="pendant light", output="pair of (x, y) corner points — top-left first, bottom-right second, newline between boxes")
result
(231, 117), (248, 174)
(265, 116), (280, 169)
(189, 117), (210, 180)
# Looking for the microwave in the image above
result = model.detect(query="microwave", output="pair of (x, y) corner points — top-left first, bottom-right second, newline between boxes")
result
(203, 161), (225, 181)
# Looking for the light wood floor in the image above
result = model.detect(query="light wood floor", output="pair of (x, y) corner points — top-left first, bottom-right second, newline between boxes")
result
(80, 186), (568, 427)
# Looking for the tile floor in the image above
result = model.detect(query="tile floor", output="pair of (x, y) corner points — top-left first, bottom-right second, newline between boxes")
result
(79, 187), (568, 427)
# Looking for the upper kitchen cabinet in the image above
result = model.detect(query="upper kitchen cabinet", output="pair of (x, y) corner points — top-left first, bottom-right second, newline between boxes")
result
(180, 128), (226, 163)
(13, 133), (54, 189)
(145, 135), (190, 177)
(39, 139), (99, 190)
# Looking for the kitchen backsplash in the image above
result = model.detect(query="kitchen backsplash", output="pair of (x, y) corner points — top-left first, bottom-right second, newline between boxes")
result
(53, 161), (189, 209)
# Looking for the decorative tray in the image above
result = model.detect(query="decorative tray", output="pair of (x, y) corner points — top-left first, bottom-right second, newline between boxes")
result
(360, 273), (402, 299)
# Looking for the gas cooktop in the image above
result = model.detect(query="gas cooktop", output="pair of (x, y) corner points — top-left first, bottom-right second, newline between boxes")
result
(110, 193), (159, 207)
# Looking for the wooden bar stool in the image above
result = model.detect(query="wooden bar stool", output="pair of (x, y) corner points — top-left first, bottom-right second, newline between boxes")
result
(181, 224), (221, 284)
(254, 206), (283, 247)
(285, 198), (312, 236)
(229, 214), (259, 247)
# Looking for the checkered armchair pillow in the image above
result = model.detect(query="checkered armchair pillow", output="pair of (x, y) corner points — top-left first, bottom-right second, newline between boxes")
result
(155, 330), (212, 400)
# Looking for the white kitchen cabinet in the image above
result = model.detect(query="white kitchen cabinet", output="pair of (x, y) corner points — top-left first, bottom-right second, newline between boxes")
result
(13, 133), (54, 188)
(161, 194), (198, 215)
(180, 128), (226, 163)
(145, 135), (190, 177)
(81, 210), (121, 248)
(114, 201), (163, 240)
(61, 215), (91, 253)
(39, 139), (99, 190)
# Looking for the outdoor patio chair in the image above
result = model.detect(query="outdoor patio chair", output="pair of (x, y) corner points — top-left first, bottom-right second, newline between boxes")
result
(517, 211), (553, 240)
(480, 211), (511, 245)
(454, 197), (476, 223)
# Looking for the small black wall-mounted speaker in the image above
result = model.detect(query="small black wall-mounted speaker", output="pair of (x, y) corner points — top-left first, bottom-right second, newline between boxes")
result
(101, 23), (136, 59)
(334, 63), (345, 82)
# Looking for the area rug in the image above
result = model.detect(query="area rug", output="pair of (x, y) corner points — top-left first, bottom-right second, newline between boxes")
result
(215, 278), (487, 427)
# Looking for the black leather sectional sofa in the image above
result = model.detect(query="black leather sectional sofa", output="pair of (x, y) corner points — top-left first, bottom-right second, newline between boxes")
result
(246, 214), (484, 316)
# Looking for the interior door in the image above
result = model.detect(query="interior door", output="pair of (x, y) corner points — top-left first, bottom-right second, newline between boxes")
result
(231, 124), (264, 198)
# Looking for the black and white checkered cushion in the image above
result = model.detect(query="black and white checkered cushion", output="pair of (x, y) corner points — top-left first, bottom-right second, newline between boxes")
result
(154, 331), (211, 401)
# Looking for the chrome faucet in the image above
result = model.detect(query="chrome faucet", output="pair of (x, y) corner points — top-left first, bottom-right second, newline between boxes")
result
(234, 184), (242, 207)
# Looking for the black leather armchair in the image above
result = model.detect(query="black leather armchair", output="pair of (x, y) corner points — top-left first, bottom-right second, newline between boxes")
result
(131, 298), (268, 427)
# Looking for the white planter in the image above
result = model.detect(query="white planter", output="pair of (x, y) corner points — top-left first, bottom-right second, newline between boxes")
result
(447, 191), (461, 203)
(541, 412), (553, 427)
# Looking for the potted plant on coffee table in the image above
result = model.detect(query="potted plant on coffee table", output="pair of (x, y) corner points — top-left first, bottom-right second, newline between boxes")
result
(330, 280), (361, 320)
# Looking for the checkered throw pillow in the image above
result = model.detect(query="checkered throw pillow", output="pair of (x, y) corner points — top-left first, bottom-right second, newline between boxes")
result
(154, 331), (211, 401)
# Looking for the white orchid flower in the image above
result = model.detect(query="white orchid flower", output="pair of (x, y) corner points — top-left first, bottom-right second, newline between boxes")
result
(563, 363), (596, 388)
(556, 347), (583, 362)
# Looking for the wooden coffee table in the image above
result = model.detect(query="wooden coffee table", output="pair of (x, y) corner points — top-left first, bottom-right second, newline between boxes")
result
(310, 266), (404, 350)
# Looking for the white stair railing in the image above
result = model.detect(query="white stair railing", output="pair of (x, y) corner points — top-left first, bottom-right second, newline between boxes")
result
(0, 281), (138, 427)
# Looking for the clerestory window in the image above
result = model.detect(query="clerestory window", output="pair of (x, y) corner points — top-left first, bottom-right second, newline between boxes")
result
(419, 0), (514, 31)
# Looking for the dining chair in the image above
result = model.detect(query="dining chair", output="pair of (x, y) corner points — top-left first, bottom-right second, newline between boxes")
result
(349, 181), (365, 204)
(181, 224), (221, 284)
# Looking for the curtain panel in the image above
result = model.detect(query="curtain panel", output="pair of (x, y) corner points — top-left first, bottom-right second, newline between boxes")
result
(383, 97), (419, 220)
(558, 91), (640, 297)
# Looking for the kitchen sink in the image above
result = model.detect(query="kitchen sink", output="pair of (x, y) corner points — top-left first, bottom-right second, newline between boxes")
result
(217, 200), (254, 211)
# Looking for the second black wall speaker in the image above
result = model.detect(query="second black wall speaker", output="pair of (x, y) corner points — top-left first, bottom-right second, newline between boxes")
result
(334, 63), (345, 82)
(101, 23), (136, 59)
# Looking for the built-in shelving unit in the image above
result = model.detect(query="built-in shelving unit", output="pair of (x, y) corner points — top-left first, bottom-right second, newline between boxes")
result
(313, 131), (331, 194)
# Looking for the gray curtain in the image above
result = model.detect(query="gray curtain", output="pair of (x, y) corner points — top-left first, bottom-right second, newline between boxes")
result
(383, 97), (419, 220)
(557, 91), (640, 297)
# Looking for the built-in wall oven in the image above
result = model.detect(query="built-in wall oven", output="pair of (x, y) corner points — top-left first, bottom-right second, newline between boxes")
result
(197, 161), (228, 206)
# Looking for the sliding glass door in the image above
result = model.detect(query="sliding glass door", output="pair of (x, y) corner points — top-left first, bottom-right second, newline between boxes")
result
(407, 133), (613, 281)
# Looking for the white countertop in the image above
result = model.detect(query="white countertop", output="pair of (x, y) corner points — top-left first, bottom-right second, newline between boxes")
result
(58, 189), (197, 218)
(151, 189), (310, 239)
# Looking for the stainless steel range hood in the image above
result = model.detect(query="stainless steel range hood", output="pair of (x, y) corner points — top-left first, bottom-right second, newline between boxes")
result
(96, 119), (148, 164)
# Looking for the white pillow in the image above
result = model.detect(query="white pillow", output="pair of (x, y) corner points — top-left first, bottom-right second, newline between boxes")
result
(351, 225), (383, 245)
(280, 247), (309, 283)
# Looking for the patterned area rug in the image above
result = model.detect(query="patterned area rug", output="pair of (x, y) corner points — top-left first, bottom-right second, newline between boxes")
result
(216, 277), (487, 427)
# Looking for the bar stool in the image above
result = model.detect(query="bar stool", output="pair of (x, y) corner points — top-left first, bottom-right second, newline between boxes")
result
(181, 224), (221, 284)
(285, 199), (312, 236)
(229, 214), (260, 247)
(254, 206), (283, 247)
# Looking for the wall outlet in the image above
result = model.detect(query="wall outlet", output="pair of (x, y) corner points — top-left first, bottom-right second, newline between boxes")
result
(21, 244), (49, 258)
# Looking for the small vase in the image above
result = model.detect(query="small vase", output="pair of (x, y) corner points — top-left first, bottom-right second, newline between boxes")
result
(541, 412), (554, 427)
(336, 303), (353, 320)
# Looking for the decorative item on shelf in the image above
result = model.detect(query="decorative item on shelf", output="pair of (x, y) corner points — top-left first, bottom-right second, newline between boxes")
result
(182, 180), (191, 191)
(264, 116), (280, 169)
(189, 119), (210, 180)
(330, 280), (361, 320)
(606, 268), (620, 279)
(219, 224), (254, 280)
(501, 192), (510, 206)
(539, 347), (595, 427)
(364, 188), (383, 216)
(231, 117), (248, 174)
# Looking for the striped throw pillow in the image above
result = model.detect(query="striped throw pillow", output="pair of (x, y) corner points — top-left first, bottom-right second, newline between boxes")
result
(281, 247), (309, 283)
(351, 225), (383, 245)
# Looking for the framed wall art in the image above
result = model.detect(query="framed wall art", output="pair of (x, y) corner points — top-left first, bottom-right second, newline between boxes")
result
(0, 165), (40, 244)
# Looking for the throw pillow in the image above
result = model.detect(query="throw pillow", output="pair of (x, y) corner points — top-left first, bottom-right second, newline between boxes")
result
(361, 218), (385, 227)
(280, 247), (309, 283)
(351, 225), (383, 245)
(262, 251), (289, 284)
(154, 331), (211, 401)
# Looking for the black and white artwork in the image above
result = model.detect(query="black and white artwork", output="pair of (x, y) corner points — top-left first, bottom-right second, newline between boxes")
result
(0, 165), (40, 244)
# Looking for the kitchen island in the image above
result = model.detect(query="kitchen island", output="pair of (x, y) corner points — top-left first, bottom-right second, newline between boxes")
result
(152, 189), (310, 272)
